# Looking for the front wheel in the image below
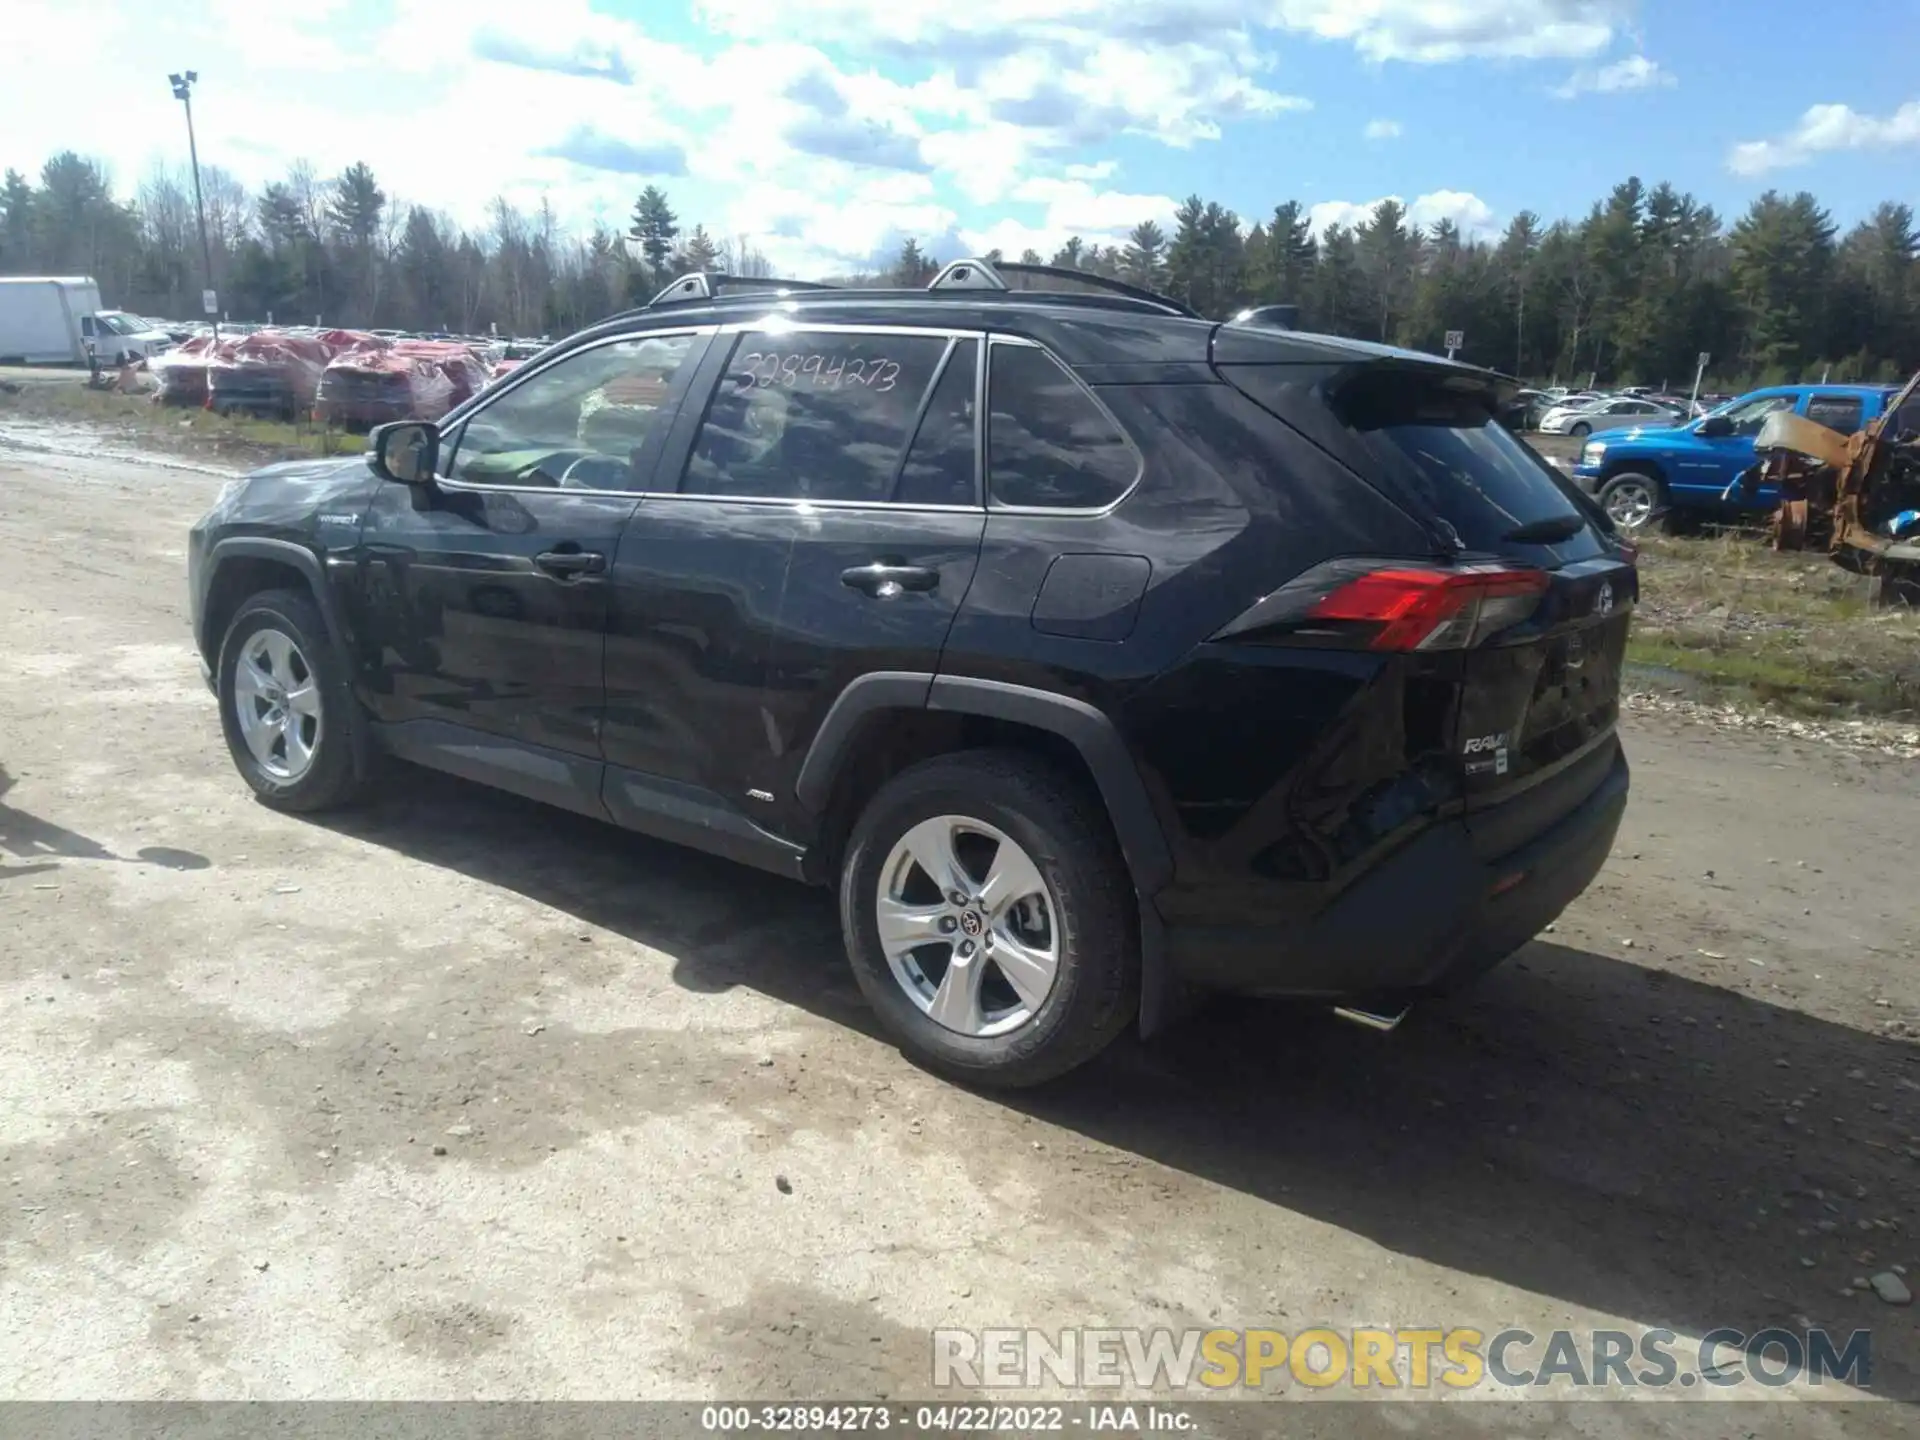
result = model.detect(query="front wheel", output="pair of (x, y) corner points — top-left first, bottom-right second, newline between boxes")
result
(1569, 421), (1592, 438)
(216, 588), (365, 812)
(1598, 471), (1669, 533)
(839, 751), (1139, 1088)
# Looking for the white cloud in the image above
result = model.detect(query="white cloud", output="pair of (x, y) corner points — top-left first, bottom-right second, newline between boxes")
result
(1270, 0), (1628, 63)
(1308, 190), (1499, 239)
(1553, 53), (1674, 98)
(1064, 160), (1119, 181)
(1012, 178), (1180, 233)
(1363, 118), (1403, 140)
(1728, 99), (1920, 176)
(957, 178), (1176, 262)
(698, 1), (1631, 65)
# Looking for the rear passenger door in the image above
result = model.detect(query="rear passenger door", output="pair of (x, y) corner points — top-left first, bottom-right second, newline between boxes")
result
(602, 325), (985, 845)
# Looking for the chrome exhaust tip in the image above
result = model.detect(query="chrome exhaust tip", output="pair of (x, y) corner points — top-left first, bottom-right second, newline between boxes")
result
(1332, 1004), (1412, 1033)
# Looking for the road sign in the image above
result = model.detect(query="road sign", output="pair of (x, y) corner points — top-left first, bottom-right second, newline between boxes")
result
(202, 289), (219, 315)
(1444, 330), (1464, 353)
(1697, 351), (1711, 370)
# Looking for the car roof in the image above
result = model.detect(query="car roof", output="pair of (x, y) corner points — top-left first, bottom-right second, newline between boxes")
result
(1748, 383), (1893, 397)
(539, 282), (1509, 380)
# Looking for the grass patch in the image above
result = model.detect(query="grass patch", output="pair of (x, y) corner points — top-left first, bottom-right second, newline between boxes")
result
(1626, 531), (1920, 718)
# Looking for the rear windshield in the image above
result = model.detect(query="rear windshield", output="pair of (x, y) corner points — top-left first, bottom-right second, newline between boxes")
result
(1330, 369), (1604, 562)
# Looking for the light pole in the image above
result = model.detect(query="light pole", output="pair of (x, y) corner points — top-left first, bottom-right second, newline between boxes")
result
(168, 70), (219, 341)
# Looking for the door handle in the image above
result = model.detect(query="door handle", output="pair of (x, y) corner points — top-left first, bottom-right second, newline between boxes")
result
(841, 562), (939, 597)
(534, 549), (607, 579)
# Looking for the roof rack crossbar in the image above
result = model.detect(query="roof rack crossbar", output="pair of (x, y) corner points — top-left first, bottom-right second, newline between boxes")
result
(646, 272), (842, 308)
(929, 257), (1197, 319)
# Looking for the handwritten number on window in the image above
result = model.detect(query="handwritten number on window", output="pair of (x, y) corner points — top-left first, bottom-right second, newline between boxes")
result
(730, 351), (899, 393)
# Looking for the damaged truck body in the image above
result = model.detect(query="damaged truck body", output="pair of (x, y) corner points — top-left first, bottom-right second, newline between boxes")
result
(1730, 371), (1920, 602)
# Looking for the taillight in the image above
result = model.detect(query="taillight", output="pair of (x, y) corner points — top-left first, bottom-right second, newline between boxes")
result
(1212, 560), (1549, 651)
(1309, 566), (1549, 651)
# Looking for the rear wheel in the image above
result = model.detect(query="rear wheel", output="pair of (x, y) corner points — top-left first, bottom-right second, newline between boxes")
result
(1598, 471), (1668, 533)
(839, 751), (1138, 1088)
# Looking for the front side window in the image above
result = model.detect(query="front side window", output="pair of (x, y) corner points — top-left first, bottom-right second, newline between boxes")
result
(681, 331), (949, 502)
(448, 333), (698, 490)
(986, 343), (1138, 509)
(1719, 393), (1798, 436)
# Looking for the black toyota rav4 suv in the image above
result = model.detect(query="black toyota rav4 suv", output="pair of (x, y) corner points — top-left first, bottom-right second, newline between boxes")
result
(188, 261), (1634, 1087)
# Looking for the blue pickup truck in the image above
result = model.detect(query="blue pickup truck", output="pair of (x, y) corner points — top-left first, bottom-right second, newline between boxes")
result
(1571, 384), (1899, 531)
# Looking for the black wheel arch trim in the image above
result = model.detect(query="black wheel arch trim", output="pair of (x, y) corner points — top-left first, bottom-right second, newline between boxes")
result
(926, 676), (1173, 896)
(795, 670), (1173, 896)
(203, 537), (350, 661)
(205, 536), (369, 779)
(792, 671), (938, 814)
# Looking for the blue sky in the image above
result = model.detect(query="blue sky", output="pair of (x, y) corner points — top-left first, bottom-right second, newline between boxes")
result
(5, 1), (1918, 275)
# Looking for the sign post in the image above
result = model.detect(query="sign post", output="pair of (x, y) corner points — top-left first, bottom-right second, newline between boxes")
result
(1690, 352), (1709, 415)
(1444, 330), (1464, 361)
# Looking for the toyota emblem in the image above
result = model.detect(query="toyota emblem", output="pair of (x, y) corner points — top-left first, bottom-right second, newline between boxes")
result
(1594, 582), (1615, 618)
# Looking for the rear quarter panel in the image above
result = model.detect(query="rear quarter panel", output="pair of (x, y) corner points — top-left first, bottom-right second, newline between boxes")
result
(941, 380), (1439, 895)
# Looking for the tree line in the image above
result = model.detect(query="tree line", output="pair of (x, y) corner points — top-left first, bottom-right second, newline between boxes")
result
(3, 150), (1916, 388)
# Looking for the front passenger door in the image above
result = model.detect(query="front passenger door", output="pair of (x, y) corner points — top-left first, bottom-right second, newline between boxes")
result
(352, 330), (709, 797)
(1674, 392), (1799, 502)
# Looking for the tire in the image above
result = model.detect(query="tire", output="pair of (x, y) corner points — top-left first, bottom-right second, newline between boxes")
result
(216, 587), (365, 812)
(1569, 421), (1592, 438)
(838, 750), (1139, 1088)
(1597, 471), (1669, 534)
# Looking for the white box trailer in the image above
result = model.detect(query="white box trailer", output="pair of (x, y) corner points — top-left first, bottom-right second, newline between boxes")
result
(0, 276), (174, 365)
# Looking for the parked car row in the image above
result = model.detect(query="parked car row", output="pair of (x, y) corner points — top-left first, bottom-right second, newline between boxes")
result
(1503, 384), (1739, 436)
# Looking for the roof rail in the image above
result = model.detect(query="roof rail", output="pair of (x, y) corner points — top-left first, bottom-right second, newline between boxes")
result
(928, 257), (1198, 319)
(647, 272), (842, 307)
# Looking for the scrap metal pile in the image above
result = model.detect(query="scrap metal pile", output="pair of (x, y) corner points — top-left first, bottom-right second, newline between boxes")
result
(150, 329), (495, 427)
(1730, 371), (1920, 602)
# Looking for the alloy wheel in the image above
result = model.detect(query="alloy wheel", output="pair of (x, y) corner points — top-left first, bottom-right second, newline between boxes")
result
(232, 627), (322, 781)
(1604, 479), (1656, 530)
(875, 815), (1060, 1038)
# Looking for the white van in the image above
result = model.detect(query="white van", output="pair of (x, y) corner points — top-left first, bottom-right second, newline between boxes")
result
(0, 276), (175, 365)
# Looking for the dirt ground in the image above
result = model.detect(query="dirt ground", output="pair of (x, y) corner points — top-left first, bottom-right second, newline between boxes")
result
(0, 436), (1916, 1430)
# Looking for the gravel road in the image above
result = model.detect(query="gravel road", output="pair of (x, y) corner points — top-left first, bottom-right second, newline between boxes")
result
(0, 439), (1915, 1430)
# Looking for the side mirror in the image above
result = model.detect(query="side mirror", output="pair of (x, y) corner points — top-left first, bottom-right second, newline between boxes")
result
(370, 420), (439, 484)
(1697, 415), (1734, 439)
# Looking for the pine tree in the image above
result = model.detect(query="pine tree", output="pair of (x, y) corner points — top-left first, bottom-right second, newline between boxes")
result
(1730, 191), (1836, 376)
(628, 184), (679, 292)
(891, 237), (935, 286)
(0, 168), (34, 268)
(683, 224), (722, 274)
(1119, 220), (1166, 288)
(1354, 199), (1419, 342)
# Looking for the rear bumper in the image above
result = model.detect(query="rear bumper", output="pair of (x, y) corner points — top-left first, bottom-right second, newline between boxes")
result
(1164, 748), (1629, 1000)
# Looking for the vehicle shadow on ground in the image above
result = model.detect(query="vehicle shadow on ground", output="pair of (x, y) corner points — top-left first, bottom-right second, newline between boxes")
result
(318, 768), (1919, 1402)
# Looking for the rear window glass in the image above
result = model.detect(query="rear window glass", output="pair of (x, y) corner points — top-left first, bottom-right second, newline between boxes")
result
(1330, 370), (1603, 559)
(987, 343), (1138, 509)
(1806, 394), (1864, 434)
